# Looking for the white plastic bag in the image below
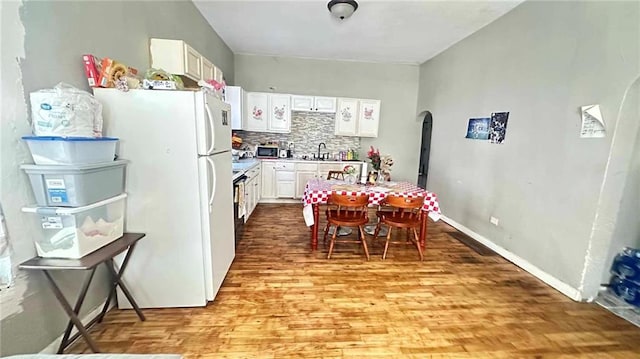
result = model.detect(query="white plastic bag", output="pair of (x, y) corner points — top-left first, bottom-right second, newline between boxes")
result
(30, 82), (103, 137)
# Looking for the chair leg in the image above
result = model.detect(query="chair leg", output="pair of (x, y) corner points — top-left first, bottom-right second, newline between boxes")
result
(382, 226), (392, 260)
(323, 223), (331, 244)
(413, 228), (424, 261)
(327, 225), (338, 259)
(359, 226), (370, 261)
(372, 223), (381, 245)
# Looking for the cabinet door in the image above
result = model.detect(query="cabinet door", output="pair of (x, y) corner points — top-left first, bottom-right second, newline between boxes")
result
(314, 96), (337, 113)
(244, 177), (254, 221)
(245, 92), (269, 132)
(276, 182), (295, 198)
(214, 65), (224, 83)
(261, 162), (276, 199)
(295, 171), (317, 199)
(268, 94), (291, 133)
(358, 99), (381, 137)
(334, 98), (359, 136)
(226, 86), (243, 130)
(149, 38), (185, 77)
(202, 57), (214, 81)
(291, 95), (314, 112)
(255, 172), (262, 206)
(183, 44), (202, 80)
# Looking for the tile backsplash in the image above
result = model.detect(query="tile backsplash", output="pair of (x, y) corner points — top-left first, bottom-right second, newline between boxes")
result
(235, 111), (360, 158)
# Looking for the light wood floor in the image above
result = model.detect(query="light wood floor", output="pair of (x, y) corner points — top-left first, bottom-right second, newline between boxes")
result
(71, 204), (640, 358)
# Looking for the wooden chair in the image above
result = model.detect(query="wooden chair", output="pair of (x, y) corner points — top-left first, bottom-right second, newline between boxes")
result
(327, 171), (345, 180)
(323, 193), (370, 260)
(373, 195), (424, 261)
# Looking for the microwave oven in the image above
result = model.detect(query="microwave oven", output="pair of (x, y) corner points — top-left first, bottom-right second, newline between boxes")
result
(256, 145), (279, 158)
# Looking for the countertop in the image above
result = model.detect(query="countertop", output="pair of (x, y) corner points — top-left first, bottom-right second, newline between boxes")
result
(232, 159), (260, 181)
(259, 158), (365, 164)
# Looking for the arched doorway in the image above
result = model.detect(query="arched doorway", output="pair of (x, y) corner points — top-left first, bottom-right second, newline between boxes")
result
(417, 111), (433, 188)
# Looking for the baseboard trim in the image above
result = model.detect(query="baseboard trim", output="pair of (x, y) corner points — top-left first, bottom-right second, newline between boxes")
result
(40, 301), (115, 353)
(441, 215), (583, 302)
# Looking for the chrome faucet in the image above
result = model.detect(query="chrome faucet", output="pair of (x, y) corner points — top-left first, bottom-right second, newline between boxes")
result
(317, 142), (326, 160)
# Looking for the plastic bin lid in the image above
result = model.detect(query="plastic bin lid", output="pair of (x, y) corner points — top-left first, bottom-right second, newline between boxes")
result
(20, 159), (128, 172)
(22, 193), (127, 215)
(22, 136), (119, 141)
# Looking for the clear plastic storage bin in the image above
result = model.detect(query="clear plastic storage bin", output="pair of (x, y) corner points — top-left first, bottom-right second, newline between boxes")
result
(22, 193), (126, 259)
(22, 136), (118, 165)
(21, 160), (127, 207)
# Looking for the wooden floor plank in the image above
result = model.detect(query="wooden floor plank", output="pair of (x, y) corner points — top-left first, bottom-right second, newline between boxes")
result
(68, 204), (640, 357)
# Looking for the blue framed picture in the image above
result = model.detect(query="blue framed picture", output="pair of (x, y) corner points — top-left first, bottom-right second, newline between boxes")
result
(465, 117), (491, 140)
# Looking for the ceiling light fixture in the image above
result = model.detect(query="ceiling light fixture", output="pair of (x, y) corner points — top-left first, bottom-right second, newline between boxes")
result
(327, 0), (359, 20)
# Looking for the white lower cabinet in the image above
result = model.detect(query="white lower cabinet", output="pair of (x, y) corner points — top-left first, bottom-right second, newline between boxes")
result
(295, 163), (319, 199)
(244, 177), (254, 223)
(275, 162), (295, 198)
(260, 160), (364, 201)
(261, 161), (277, 199)
(244, 165), (261, 222)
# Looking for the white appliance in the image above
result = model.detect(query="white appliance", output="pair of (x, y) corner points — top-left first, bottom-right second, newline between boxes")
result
(94, 88), (235, 308)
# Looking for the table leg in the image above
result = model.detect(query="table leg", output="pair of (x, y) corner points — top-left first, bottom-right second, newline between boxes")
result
(43, 270), (100, 354)
(420, 211), (428, 249)
(98, 259), (117, 324)
(98, 243), (145, 322)
(311, 203), (319, 250)
(104, 264), (146, 321)
(56, 268), (96, 353)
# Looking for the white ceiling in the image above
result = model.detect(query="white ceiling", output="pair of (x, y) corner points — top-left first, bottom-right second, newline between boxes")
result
(193, 0), (523, 65)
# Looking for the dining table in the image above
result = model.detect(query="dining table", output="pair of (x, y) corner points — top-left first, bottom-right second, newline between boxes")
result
(302, 179), (441, 251)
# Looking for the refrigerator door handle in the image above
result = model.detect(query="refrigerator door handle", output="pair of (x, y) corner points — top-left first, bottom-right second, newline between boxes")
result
(204, 101), (215, 154)
(206, 156), (217, 210)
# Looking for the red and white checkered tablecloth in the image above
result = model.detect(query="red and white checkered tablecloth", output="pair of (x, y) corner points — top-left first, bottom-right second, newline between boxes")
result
(302, 179), (441, 222)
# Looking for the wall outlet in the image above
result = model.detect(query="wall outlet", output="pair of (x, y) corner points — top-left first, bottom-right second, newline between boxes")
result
(490, 216), (499, 226)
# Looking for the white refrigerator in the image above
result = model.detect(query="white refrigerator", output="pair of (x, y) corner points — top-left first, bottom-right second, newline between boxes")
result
(94, 88), (235, 307)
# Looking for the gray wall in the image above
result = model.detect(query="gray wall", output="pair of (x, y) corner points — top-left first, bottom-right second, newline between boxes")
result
(0, 0), (233, 355)
(416, 1), (639, 297)
(234, 55), (420, 182)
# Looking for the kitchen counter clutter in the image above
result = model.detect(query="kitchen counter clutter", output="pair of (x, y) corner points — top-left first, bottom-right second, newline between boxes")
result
(233, 158), (366, 205)
(232, 158), (367, 205)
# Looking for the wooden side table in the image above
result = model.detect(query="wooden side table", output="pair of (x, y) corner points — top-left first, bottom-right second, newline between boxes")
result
(19, 232), (146, 353)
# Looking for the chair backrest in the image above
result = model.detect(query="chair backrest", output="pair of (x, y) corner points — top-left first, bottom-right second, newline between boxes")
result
(383, 195), (424, 217)
(327, 193), (369, 219)
(327, 171), (345, 180)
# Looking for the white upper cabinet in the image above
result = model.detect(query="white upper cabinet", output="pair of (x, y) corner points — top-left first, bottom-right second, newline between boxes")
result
(201, 57), (214, 81)
(214, 65), (224, 83)
(245, 92), (269, 132)
(335, 98), (380, 137)
(334, 98), (359, 136)
(244, 93), (291, 133)
(226, 86), (244, 130)
(291, 95), (314, 111)
(268, 94), (291, 133)
(150, 38), (219, 84)
(314, 96), (337, 113)
(357, 99), (381, 137)
(183, 44), (202, 80)
(291, 95), (336, 113)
